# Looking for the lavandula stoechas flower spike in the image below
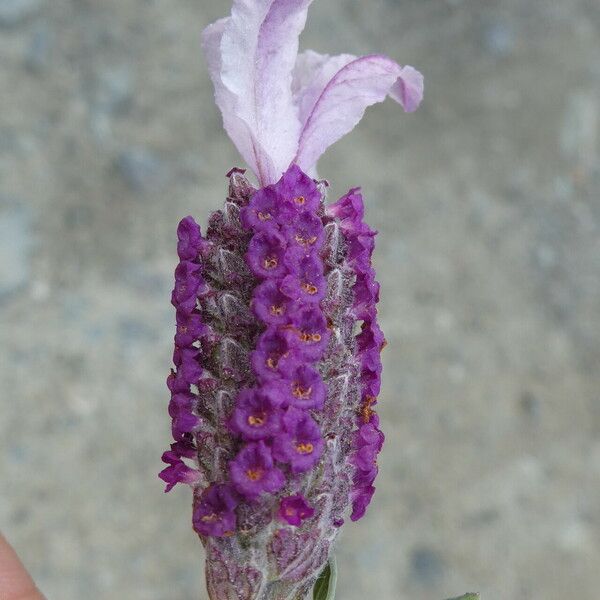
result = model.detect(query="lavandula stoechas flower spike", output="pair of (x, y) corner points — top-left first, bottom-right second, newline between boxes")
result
(160, 2), (423, 599)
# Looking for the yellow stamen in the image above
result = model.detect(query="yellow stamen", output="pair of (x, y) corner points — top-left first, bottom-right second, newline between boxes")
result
(360, 396), (377, 423)
(293, 196), (305, 205)
(263, 257), (278, 269)
(292, 384), (312, 399)
(246, 468), (263, 481)
(258, 211), (271, 221)
(270, 305), (284, 316)
(299, 332), (321, 343)
(295, 442), (314, 455)
(201, 513), (218, 523)
(301, 283), (318, 295)
(295, 234), (318, 246)
(247, 413), (266, 427)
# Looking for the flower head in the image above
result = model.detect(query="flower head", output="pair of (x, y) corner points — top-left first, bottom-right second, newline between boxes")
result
(162, 1), (422, 597)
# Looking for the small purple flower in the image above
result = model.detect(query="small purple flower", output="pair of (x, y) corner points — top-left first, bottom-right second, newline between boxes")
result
(273, 408), (324, 473)
(166, 368), (190, 394)
(356, 422), (385, 450)
(356, 319), (386, 354)
(168, 391), (195, 418)
(252, 280), (295, 326)
(352, 444), (379, 477)
(282, 364), (326, 410)
(172, 261), (201, 311)
(171, 407), (200, 441)
(287, 306), (330, 360)
(159, 441), (200, 492)
(280, 254), (326, 304)
(277, 165), (322, 211)
(345, 231), (377, 275)
(246, 230), (290, 279)
(174, 310), (206, 347)
(229, 387), (283, 441)
(241, 186), (295, 231)
(193, 484), (239, 537)
(326, 189), (364, 223)
(251, 328), (298, 381)
(168, 391), (200, 440)
(172, 346), (202, 384)
(177, 215), (203, 260)
(278, 494), (315, 526)
(230, 441), (285, 499)
(352, 270), (381, 320)
(350, 485), (375, 522)
(283, 210), (325, 251)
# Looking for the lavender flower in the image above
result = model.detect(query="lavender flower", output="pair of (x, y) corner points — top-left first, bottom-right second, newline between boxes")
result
(160, 1), (422, 598)
(279, 495), (315, 527)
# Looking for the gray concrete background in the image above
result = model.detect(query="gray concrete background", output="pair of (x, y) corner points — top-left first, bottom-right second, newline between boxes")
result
(1, 0), (599, 599)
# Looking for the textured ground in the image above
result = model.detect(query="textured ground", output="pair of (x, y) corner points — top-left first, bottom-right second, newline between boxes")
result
(1, 0), (599, 599)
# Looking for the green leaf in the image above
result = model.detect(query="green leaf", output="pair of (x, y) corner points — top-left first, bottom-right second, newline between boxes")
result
(444, 594), (480, 600)
(312, 556), (338, 600)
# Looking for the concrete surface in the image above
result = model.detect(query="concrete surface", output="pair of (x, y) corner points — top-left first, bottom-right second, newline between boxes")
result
(1, 0), (599, 599)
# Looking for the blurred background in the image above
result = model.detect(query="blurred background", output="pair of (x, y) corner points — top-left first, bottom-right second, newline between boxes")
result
(1, 0), (599, 599)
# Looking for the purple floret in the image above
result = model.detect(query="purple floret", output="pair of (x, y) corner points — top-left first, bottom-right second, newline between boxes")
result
(281, 364), (326, 410)
(287, 306), (330, 360)
(352, 271), (380, 320)
(166, 368), (190, 394)
(356, 319), (385, 353)
(283, 210), (325, 251)
(230, 441), (285, 499)
(326, 188), (364, 223)
(246, 230), (291, 279)
(241, 186), (295, 231)
(168, 390), (200, 440)
(350, 485), (375, 522)
(251, 328), (299, 381)
(159, 441), (200, 492)
(172, 261), (202, 308)
(173, 346), (202, 383)
(229, 387), (283, 440)
(177, 215), (203, 260)
(277, 164), (321, 212)
(252, 279), (295, 326)
(278, 494), (315, 526)
(273, 408), (324, 473)
(174, 310), (207, 347)
(280, 254), (326, 305)
(193, 484), (239, 537)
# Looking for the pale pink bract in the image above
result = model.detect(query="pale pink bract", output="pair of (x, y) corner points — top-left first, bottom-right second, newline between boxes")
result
(202, 0), (424, 186)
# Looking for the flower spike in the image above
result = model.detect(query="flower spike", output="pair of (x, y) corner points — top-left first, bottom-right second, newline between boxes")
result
(163, 2), (422, 599)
